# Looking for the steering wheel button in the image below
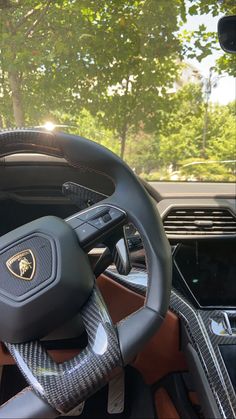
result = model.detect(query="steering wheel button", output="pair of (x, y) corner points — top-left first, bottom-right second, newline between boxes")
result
(75, 223), (98, 244)
(90, 207), (109, 220)
(102, 213), (112, 223)
(67, 216), (84, 229)
(109, 208), (125, 222)
(78, 206), (109, 221)
(89, 217), (105, 229)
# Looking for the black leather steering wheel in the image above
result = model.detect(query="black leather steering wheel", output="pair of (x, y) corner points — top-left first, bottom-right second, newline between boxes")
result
(0, 129), (171, 418)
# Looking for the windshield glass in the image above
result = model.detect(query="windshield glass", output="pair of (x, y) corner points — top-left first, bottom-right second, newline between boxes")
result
(1, 1), (235, 182)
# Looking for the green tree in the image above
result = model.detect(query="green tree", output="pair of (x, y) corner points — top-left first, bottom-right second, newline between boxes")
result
(142, 83), (236, 182)
(51, 108), (120, 155)
(0, 0), (235, 173)
(125, 130), (161, 175)
(0, 0), (186, 155)
(183, 0), (236, 73)
(158, 83), (204, 169)
(1, 0), (55, 126)
(0, 1), (92, 126)
(69, 0), (186, 158)
(206, 104), (236, 162)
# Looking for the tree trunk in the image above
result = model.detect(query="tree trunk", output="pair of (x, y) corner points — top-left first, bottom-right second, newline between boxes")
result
(201, 102), (208, 159)
(120, 133), (126, 160)
(120, 122), (128, 160)
(120, 77), (131, 160)
(8, 70), (24, 127)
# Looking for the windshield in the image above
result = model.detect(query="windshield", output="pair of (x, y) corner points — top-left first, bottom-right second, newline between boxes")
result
(1, 1), (235, 182)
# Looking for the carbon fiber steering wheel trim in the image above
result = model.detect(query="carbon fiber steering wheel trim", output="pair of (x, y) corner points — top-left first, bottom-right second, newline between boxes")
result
(5, 287), (122, 414)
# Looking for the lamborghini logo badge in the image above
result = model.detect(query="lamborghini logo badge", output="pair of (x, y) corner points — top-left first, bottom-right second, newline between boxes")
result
(6, 250), (36, 281)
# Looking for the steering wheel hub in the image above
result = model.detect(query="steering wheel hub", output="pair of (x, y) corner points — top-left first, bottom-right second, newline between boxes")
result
(0, 215), (94, 343)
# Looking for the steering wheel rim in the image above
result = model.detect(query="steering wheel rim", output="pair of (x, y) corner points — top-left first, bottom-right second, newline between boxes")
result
(0, 129), (171, 417)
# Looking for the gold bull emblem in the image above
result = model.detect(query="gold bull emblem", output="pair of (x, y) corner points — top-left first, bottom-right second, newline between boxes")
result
(6, 250), (36, 281)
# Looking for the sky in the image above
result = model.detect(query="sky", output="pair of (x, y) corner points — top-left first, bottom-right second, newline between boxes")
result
(183, 10), (236, 105)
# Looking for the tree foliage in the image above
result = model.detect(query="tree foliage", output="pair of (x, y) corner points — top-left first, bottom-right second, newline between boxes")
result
(114, 82), (235, 181)
(183, 0), (236, 73)
(0, 0), (235, 182)
(0, 1), (184, 132)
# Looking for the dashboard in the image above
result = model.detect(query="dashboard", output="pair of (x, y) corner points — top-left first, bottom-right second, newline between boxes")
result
(0, 152), (236, 417)
(0, 154), (235, 312)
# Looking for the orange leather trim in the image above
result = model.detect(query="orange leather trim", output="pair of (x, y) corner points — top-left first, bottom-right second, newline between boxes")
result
(52, 274), (187, 385)
(132, 309), (187, 384)
(47, 349), (80, 363)
(0, 274), (187, 385)
(155, 388), (180, 419)
(98, 275), (187, 384)
(0, 343), (14, 365)
(96, 274), (144, 323)
(0, 342), (82, 365)
(188, 391), (199, 406)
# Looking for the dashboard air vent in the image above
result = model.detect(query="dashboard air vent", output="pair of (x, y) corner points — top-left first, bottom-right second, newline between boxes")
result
(163, 208), (236, 236)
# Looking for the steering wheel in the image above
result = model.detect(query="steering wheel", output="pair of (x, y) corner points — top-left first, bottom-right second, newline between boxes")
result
(0, 129), (171, 418)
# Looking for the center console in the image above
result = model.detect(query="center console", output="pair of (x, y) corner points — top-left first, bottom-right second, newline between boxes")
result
(107, 236), (236, 418)
(170, 238), (236, 418)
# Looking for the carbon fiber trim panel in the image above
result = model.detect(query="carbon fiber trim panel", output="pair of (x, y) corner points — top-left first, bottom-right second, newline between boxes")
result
(106, 269), (236, 418)
(170, 291), (236, 418)
(62, 181), (107, 210)
(0, 129), (63, 157)
(5, 287), (122, 414)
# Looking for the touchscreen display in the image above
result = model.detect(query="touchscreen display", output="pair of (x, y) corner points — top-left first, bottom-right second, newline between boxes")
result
(174, 240), (236, 307)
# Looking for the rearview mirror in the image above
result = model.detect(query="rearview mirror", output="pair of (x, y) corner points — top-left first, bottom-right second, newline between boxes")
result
(218, 16), (236, 53)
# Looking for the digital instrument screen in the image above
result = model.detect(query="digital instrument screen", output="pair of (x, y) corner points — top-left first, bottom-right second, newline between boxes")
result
(174, 240), (236, 307)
